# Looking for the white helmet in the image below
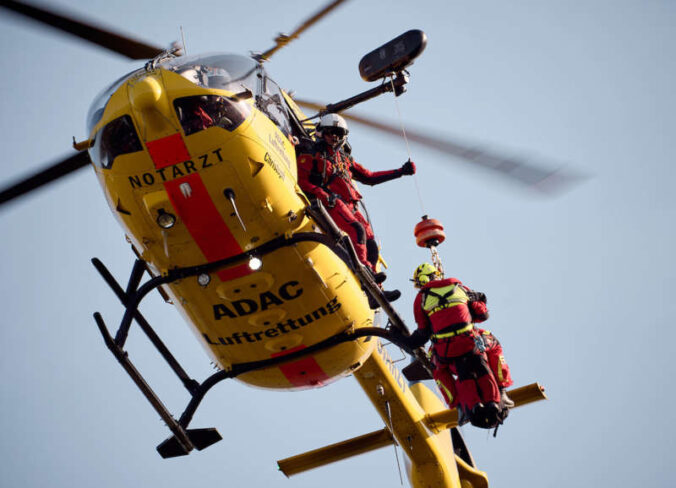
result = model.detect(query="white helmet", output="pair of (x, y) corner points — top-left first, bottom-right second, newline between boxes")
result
(317, 113), (349, 149)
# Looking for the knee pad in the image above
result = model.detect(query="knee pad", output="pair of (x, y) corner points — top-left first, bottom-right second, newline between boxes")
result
(366, 239), (379, 267)
(349, 221), (366, 244)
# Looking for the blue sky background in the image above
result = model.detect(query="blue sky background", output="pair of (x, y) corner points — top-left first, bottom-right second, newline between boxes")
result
(1, 1), (675, 487)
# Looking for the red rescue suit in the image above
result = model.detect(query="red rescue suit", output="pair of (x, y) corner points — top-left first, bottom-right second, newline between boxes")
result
(412, 278), (512, 413)
(297, 141), (404, 270)
(431, 329), (513, 408)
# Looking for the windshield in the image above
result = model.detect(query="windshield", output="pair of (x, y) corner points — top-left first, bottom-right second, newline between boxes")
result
(86, 54), (259, 135)
(87, 68), (143, 134)
(160, 53), (258, 95)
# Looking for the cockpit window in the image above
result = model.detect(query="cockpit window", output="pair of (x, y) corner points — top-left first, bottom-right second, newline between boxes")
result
(174, 95), (251, 136)
(160, 53), (258, 95)
(159, 53), (294, 136)
(89, 115), (143, 169)
(87, 54), (257, 135)
(87, 68), (144, 134)
(256, 76), (293, 137)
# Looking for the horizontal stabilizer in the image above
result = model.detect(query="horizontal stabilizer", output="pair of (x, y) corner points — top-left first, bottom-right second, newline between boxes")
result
(157, 428), (222, 458)
(278, 427), (394, 477)
(425, 383), (547, 433)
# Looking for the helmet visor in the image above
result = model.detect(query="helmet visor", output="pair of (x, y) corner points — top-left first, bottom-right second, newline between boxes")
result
(323, 126), (347, 137)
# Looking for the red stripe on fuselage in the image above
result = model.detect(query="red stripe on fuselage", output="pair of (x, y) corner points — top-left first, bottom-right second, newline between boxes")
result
(272, 346), (331, 388)
(146, 134), (327, 386)
(146, 133), (251, 281)
(146, 133), (191, 168)
(164, 174), (242, 260)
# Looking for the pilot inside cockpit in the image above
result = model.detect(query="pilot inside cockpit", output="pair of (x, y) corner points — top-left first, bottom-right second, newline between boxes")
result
(177, 66), (208, 87)
(174, 95), (250, 136)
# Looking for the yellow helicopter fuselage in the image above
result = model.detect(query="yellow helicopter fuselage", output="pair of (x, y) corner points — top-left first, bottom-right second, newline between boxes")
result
(88, 54), (375, 389)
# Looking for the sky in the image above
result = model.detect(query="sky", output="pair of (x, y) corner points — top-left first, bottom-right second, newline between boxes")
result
(1, 1), (675, 487)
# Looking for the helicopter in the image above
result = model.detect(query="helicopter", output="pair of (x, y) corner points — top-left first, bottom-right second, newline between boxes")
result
(0, 1), (557, 487)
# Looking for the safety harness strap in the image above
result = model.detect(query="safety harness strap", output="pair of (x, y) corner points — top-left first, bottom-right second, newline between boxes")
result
(423, 286), (456, 306)
(423, 284), (468, 316)
(431, 323), (473, 341)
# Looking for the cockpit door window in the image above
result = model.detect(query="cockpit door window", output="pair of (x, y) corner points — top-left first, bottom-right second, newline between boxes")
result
(89, 114), (143, 169)
(256, 75), (293, 137)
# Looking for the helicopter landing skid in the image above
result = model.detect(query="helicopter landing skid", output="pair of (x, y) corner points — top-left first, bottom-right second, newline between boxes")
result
(91, 228), (402, 458)
(156, 428), (223, 458)
(96, 311), (222, 457)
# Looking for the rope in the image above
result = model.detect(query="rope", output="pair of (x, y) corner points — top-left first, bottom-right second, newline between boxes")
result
(389, 76), (425, 215)
(430, 245), (445, 279)
(385, 399), (404, 485)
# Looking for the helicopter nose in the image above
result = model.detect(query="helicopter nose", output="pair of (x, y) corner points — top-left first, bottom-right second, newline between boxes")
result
(128, 72), (178, 141)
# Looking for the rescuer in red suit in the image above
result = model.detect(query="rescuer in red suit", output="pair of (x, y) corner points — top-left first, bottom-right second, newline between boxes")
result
(404, 263), (514, 429)
(296, 113), (415, 304)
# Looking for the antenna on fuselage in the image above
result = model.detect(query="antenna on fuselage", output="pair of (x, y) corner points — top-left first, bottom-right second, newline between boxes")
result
(180, 26), (187, 55)
(223, 188), (247, 232)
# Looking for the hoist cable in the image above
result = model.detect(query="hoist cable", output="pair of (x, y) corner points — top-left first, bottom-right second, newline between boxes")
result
(389, 76), (425, 215)
(384, 400), (404, 485)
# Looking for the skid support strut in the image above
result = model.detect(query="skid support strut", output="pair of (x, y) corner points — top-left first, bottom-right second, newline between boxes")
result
(92, 258), (222, 458)
(91, 228), (412, 458)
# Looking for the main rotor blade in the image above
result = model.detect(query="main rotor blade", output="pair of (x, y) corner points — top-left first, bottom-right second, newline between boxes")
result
(0, 0), (164, 59)
(0, 152), (92, 207)
(294, 98), (585, 195)
(257, 0), (348, 61)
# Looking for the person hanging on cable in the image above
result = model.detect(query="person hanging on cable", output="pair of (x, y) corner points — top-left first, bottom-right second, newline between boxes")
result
(402, 262), (514, 429)
(296, 113), (415, 306)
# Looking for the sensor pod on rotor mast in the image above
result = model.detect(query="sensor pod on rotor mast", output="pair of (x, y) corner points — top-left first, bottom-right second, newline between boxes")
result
(358, 29), (427, 82)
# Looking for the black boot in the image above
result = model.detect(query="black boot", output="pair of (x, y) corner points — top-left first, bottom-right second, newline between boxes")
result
(367, 289), (401, 309)
(372, 271), (387, 284)
(384, 289), (401, 302)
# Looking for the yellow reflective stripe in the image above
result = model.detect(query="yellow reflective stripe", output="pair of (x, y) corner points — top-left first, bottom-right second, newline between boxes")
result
(497, 355), (505, 382)
(436, 380), (454, 404)
(428, 301), (464, 315)
(432, 324), (473, 340)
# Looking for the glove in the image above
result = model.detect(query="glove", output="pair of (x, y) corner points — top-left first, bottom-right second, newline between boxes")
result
(348, 221), (366, 244)
(400, 160), (416, 175)
(402, 328), (430, 350)
(388, 329), (412, 351)
(467, 290), (487, 304)
(326, 192), (338, 208)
